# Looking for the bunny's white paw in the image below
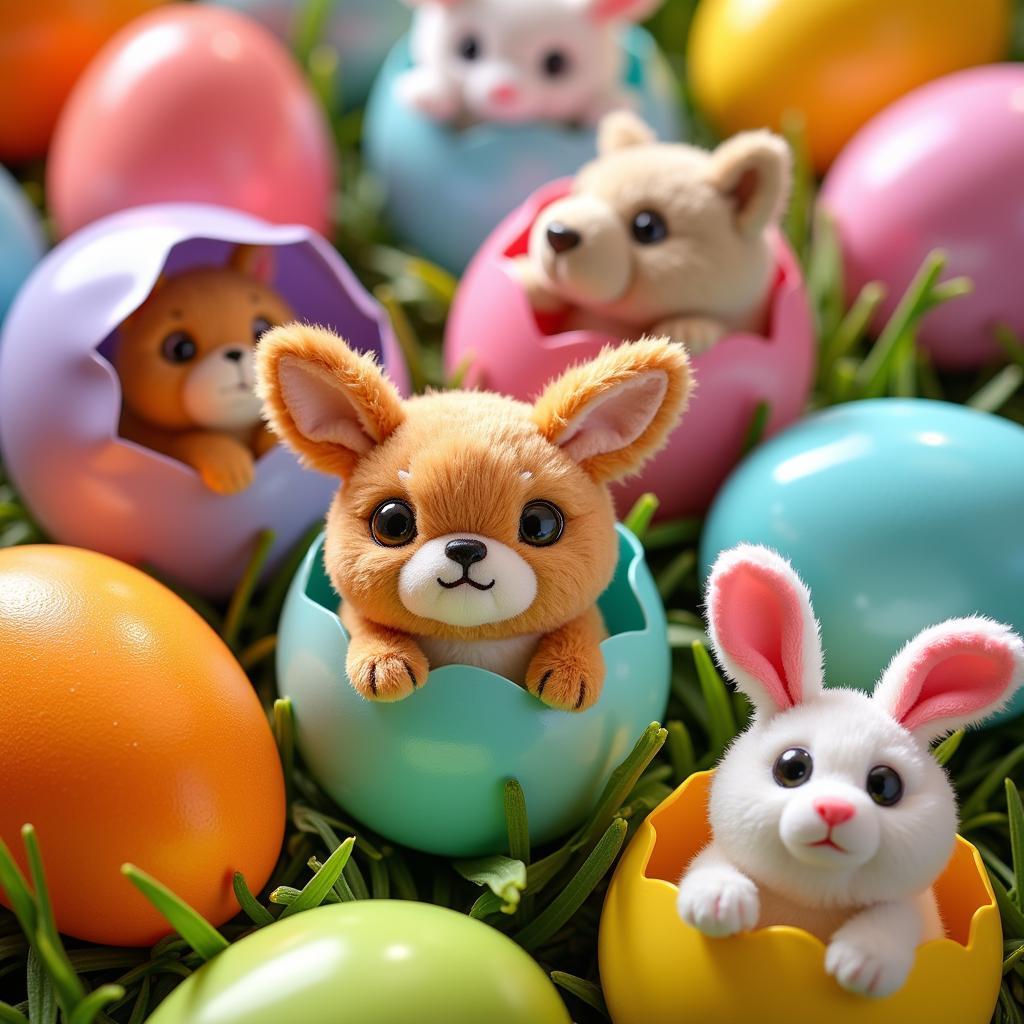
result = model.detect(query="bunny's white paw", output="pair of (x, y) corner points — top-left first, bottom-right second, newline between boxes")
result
(395, 70), (460, 121)
(825, 934), (914, 998)
(676, 872), (759, 937)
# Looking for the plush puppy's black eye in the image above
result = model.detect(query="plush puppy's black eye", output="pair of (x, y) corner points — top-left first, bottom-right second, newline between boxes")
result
(773, 747), (813, 788)
(457, 34), (480, 60)
(631, 209), (668, 245)
(370, 500), (417, 547)
(519, 500), (564, 547)
(161, 330), (197, 363)
(542, 49), (570, 77)
(252, 317), (274, 341)
(866, 765), (903, 806)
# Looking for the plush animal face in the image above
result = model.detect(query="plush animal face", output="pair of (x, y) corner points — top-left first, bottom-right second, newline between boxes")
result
(526, 113), (791, 327)
(705, 544), (1024, 908)
(257, 326), (690, 640)
(405, 0), (660, 122)
(116, 246), (294, 432)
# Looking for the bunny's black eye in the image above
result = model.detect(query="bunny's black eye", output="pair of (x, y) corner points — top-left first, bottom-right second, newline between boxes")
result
(161, 330), (197, 363)
(773, 747), (813, 788)
(457, 34), (480, 60)
(252, 316), (274, 342)
(866, 765), (903, 806)
(631, 209), (668, 245)
(541, 49), (570, 77)
(520, 500), (564, 547)
(370, 500), (417, 547)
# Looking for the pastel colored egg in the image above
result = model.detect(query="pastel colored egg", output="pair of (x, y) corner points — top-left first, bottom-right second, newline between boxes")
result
(688, 0), (1009, 173)
(0, 203), (405, 599)
(149, 901), (571, 1024)
(0, 167), (45, 324)
(208, 0), (410, 108)
(363, 30), (684, 272)
(47, 4), (336, 239)
(599, 772), (1001, 1024)
(445, 181), (815, 520)
(277, 525), (669, 857)
(821, 64), (1024, 370)
(0, 1), (168, 162)
(700, 399), (1024, 723)
(0, 545), (285, 947)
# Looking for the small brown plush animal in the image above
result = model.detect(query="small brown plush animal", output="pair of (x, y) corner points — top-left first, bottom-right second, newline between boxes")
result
(511, 112), (792, 355)
(115, 246), (294, 495)
(257, 324), (690, 711)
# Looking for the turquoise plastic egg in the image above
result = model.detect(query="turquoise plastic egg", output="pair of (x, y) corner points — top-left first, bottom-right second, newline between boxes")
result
(0, 166), (44, 324)
(363, 30), (684, 272)
(277, 525), (669, 856)
(701, 399), (1024, 723)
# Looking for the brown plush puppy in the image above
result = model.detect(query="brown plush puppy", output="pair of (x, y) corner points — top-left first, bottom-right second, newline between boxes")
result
(257, 325), (690, 711)
(115, 246), (293, 495)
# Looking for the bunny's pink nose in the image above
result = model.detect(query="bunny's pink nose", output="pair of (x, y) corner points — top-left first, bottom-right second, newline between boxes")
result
(489, 83), (519, 104)
(813, 798), (855, 827)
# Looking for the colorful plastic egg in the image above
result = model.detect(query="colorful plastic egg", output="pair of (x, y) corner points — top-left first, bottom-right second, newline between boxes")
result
(0, 203), (404, 599)
(363, 30), (684, 272)
(0, 167), (45, 324)
(47, 5), (336, 239)
(277, 525), (669, 857)
(445, 182), (815, 520)
(599, 772), (1001, 1024)
(149, 902), (571, 1024)
(209, 0), (410, 108)
(700, 399), (1024, 722)
(821, 64), (1024, 370)
(0, 545), (285, 947)
(688, 0), (1010, 173)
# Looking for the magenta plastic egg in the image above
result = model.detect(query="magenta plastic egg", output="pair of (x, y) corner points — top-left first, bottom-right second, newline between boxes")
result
(444, 180), (815, 520)
(0, 203), (405, 599)
(821, 64), (1024, 370)
(47, 4), (336, 239)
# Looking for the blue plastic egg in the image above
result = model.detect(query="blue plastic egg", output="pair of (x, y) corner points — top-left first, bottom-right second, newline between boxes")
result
(701, 399), (1024, 723)
(277, 525), (670, 856)
(0, 166), (44, 325)
(363, 29), (684, 272)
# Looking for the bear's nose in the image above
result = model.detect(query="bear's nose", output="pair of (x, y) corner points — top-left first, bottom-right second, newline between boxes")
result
(546, 223), (581, 254)
(445, 539), (487, 569)
(224, 348), (245, 363)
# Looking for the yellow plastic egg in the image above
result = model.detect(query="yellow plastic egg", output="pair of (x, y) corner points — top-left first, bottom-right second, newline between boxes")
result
(687, 0), (1010, 171)
(599, 772), (1002, 1024)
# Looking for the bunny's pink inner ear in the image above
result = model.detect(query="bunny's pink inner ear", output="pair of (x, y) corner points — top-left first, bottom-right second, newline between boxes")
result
(586, 0), (661, 22)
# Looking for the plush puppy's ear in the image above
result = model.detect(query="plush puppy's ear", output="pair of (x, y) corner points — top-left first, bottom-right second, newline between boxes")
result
(228, 244), (275, 284)
(256, 324), (405, 479)
(706, 544), (824, 717)
(597, 111), (657, 155)
(873, 618), (1024, 743)
(705, 130), (792, 239)
(532, 336), (690, 484)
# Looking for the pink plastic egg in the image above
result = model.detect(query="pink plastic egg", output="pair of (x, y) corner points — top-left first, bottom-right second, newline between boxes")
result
(821, 64), (1024, 370)
(444, 180), (815, 520)
(47, 4), (336, 239)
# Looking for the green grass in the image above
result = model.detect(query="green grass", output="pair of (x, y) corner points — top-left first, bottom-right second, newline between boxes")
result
(2, 3), (1024, 1021)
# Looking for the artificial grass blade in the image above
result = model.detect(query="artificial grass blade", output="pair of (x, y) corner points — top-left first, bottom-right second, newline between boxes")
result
(622, 493), (659, 542)
(691, 641), (737, 758)
(666, 719), (696, 784)
(279, 837), (356, 918)
(454, 856), (526, 914)
(0, 1004), (29, 1024)
(26, 946), (56, 1024)
(504, 780), (531, 865)
(934, 730), (965, 767)
(68, 985), (126, 1024)
(232, 873), (274, 927)
(0, 839), (37, 938)
(1005, 781), (1024, 911)
(222, 529), (275, 649)
(551, 972), (609, 1017)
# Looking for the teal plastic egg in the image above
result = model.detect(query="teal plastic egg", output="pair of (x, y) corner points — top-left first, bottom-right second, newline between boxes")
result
(0, 166), (44, 323)
(277, 524), (670, 856)
(701, 399), (1024, 722)
(147, 902), (571, 1024)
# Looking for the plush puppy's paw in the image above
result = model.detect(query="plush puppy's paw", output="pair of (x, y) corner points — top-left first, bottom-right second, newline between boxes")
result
(825, 932), (914, 998)
(346, 639), (429, 702)
(525, 652), (601, 712)
(192, 436), (256, 495)
(676, 872), (760, 938)
(395, 69), (460, 121)
(653, 316), (727, 356)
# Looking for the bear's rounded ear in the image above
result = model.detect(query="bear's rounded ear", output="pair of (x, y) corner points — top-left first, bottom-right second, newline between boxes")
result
(598, 111), (657, 155)
(228, 244), (275, 284)
(706, 130), (792, 239)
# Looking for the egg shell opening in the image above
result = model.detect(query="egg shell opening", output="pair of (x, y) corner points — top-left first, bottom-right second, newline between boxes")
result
(277, 524), (669, 857)
(444, 180), (815, 519)
(0, 203), (406, 599)
(599, 771), (1002, 1024)
(363, 28), (685, 273)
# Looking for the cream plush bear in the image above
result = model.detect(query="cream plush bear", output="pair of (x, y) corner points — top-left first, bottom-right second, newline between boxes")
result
(511, 112), (792, 354)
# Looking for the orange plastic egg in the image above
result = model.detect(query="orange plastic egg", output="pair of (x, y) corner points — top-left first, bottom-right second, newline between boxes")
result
(0, 546), (285, 946)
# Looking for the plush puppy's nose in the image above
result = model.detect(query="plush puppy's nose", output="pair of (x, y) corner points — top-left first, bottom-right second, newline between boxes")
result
(813, 798), (856, 827)
(445, 538), (487, 569)
(546, 222), (581, 254)
(224, 348), (245, 363)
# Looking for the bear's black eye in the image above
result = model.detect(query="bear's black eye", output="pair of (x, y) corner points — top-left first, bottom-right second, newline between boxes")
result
(631, 209), (668, 245)
(252, 317), (274, 342)
(519, 500), (564, 547)
(773, 747), (813, 788)
(866, 765), (903, 806)
(370, 500), (417, 547)
(457, 34), (480, 60)
(541, 49), (570, 77)
(161, 330), (197, 364)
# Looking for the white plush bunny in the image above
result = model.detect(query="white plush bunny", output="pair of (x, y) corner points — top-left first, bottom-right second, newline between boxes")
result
(397, 0), (662, 125)
(677, 544), (1024, 998)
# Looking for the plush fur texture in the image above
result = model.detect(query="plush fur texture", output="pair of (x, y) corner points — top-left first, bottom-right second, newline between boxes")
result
(397, 0), (662, 126)
(115, 246), (291, 495)
(257, 325), (690, 710)
(510, 112), (792, 354)
(677, 543), (1024, 998)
